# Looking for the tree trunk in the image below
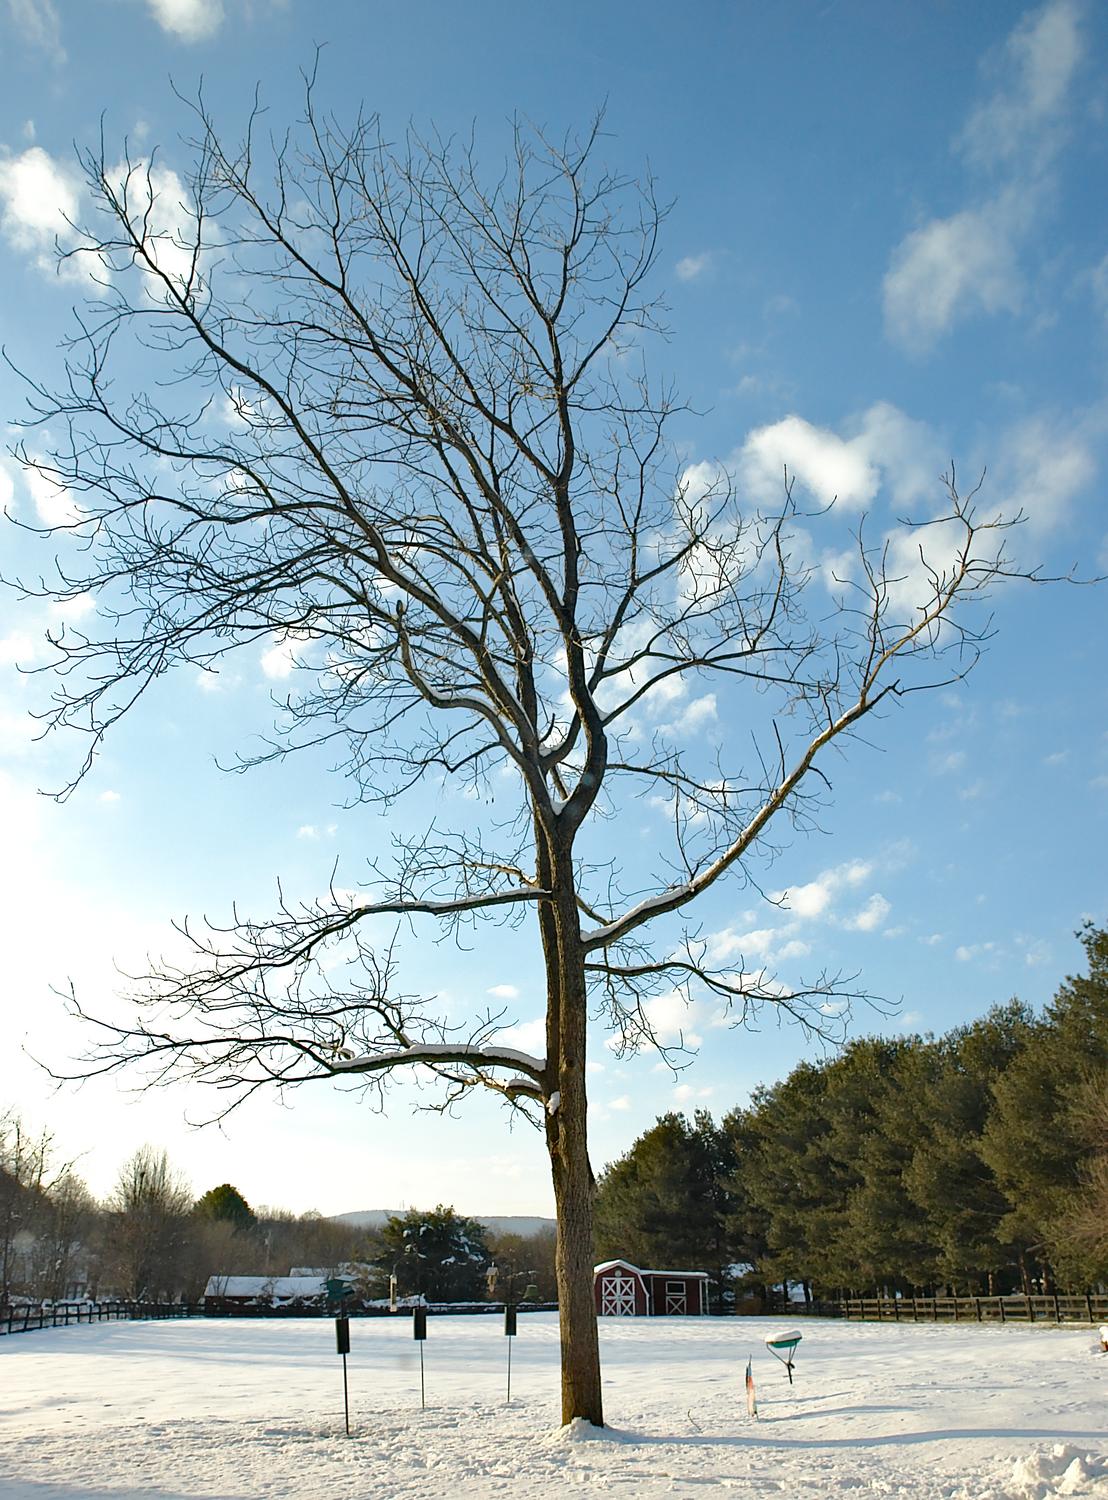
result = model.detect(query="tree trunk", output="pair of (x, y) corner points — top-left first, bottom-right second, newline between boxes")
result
(550, 1073), (603, 1425)
(542, 846), (604, 1426)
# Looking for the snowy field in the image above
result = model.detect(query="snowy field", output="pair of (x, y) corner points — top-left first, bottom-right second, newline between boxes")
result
(1, 1313), (1105, 1498)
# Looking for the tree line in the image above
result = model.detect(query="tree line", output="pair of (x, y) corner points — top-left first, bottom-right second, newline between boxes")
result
(595, 923), (1108, 1303)
(0, 1131), (556, 1307)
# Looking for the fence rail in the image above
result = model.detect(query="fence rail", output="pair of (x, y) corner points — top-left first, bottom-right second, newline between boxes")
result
(0, 1301), (197, 1337)
(831, 1292), (1108, 1325)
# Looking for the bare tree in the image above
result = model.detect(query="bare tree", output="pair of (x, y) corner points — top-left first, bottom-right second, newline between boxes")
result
(0, 1111), (53, 1302)
(10, 91), (1036, 1422)
(29, 1170), (97, 1302)
(105, 1146), (193, 1300)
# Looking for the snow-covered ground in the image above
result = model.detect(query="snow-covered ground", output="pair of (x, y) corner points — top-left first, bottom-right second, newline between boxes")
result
(1, 1313), (1104, 1498)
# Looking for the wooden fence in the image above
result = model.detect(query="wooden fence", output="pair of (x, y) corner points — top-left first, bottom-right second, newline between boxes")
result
(0, 1301), (197, 1337)
(833, 1292), (1108, 1325)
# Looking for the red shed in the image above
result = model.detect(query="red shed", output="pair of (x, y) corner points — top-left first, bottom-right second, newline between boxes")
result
(594, 1259), (709, 1316)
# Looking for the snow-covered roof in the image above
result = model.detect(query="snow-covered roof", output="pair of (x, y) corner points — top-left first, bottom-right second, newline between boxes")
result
(594, 1259), (708, 1279)
(204, 1276), (327, 1299)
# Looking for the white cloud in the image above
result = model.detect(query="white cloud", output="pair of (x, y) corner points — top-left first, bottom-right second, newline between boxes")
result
(1020, 939), (1050, 967)
(958, 0), (1083, 171)
(883, 1), (1084, 353)
(260, 635), (301, 679)
(296, 825), (318, 840)
(107, 160), (197, 299)
(675, 252), (714, 283)
(23, 462), (79, 527)
(49, 592), (95, 623)
(843, 893), (891, 933)
(877, 513), (985, 625)
(776, 939), (811, 961)
(660, 694), (717, 738)
(771, 858), (871, 920)
(678, 460), (727, 509)
(144, 0), (225, 41)
(642, 990), (703, 1049)
(7, 0), (65, 61)
(955, 940), (1000, 962)
(497, 1018), (546, 1057)
(673, 1084), (714, 1103)
(736, 402), (944, 517)
(708, 926), (778, 962)
(0, 146), (87, 279)
(883, 199), (1025, 354)
(609, 1095), (632, 1112)
(0, 461), (15, 517)
(992, 413), (1097, 536)
(0, 629), (37, 667)
(1092, 253), (1108, 321)
(98, 789), (122, 804)
(740, 414), (879, 510)
(487, 984), (520, 1001)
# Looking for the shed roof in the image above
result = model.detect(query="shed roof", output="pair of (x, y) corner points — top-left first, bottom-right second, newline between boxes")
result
(203, 1275), (327, 1299)
(594, 1259), (708, 1279)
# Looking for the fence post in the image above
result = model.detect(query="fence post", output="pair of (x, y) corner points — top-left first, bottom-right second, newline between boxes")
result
(999, 1298), (1005, 1324)
(1087, 1293), (1095, 1324)
(1052, 1292), (1060, 1324)
(975, 1297), (982, 1321)
(912, 1296), (919, 1323)
(1027, 1296), (1035, 1323)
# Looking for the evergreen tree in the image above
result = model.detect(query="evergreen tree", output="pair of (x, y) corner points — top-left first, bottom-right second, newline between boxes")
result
(981, 924), (1108, 1287)
(834, 1036), (940, 1291)
(1054, 1067), (1108, 1282)
(194, 1183), (257, 1233)
(379, 1205), (492, 1302)
(594, 1112), (735, 1302)
(728, 1062), (842, 1294)
(903, 1003), (1031, 1291)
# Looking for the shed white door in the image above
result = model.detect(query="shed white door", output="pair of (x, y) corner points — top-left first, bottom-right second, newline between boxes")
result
(600, 1272), (637, 1316)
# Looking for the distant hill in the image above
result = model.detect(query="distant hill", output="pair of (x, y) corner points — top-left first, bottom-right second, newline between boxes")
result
(331, 1209), (556, 1238)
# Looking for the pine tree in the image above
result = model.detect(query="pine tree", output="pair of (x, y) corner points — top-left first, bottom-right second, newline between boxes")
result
(729, 1062), (842, 1295)
(194, 1183), (257, 1233)
(904, 1003), (1031, 1291)
(982, 925), (1108, 1287)
(835, 1036), (940, 1291)
(595, 1112), (736, 1300)
(379, 1205), (493, 1302)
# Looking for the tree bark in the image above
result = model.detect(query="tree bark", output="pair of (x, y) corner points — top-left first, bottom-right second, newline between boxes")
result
(550, 1069), (603, 1426)
(543, 848), (604, 1426)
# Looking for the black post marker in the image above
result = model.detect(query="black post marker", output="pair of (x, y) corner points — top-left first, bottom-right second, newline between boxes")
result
(413, 1305), (427, 1409)
(504, 1303), (517, 1402)
(335, 1316), (351, 1436)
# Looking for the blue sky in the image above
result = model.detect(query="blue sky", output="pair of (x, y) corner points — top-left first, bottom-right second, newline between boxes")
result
(0, 0), (1106, 1219)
